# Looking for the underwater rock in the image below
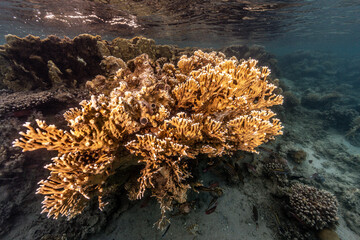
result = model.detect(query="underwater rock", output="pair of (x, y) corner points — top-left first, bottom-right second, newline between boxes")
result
(301, 92), (341, 110)
(0, 34), (281, 94)
(109, 36), (176, 62)
(345, 116), (360, 146)
(261, 149), (291, 182)
(0, 91), (54, 117)
(0, 35), (179, 92)
(0, 151), (25, 178)
(40, 234), (67, 240)
(1, 34), (104, 91)
(0, 54), (11, 89)
(100, 56), (127, 77)
(317, 228), (340, 240)
(323, 105), (359, 132)
(279, 50), (339, 81)
(47, 60), (64, 87)
(344, 210), (360, 235)
(86, 56), (128, 96)
(220, 44), (280, 78)
(0, 89), (87, 118)
(288, 149), (307, 164)
(282, 91), (300, 110)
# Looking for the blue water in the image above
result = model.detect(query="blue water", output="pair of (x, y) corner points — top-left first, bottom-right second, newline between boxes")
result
(1, 0), (360, 58)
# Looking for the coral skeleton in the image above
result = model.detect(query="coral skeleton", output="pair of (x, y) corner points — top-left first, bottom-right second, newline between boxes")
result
(13, 50), (283, 228)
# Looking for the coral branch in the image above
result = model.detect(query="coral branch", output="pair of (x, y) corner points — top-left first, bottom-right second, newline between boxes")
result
(13, 50), (283, 227)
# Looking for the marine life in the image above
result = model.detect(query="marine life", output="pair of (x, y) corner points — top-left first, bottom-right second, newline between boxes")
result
(208, 196), (218, 209)
(271, 168), (290, 175)
(187, 223), (200, 236)
(310, 172), (325, 183)
(205, 201), (218, 215)
(10, 109), (33, 118)
(13, 50), (283, 228)
(223, 161), (241, 182)
(175, 201), (195, 215)
(161, 224), (171, 238)
(209, 182), (219, 188)
(0, 0), (358, 238)
(288, 175), (305, 180)
(245, 162), (258, 174)
(193, 184), (223, 198)
(252, 205), (259, 229)
(288, 183), (338, 230)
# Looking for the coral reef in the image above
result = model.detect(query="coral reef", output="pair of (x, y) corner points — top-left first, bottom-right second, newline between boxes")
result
(220, 45), (280, 78)
(301, 92), (341, 110)
(345, 116), (360, 146)
(0, 34), (282, 95)
(323, 105), (359, 132)
(0, 91), (54, 117)
(13, 50), (283, 228)
(289, 183), (339, 230)
(347, 116), (360, 136)
(287, 149), (307, 164)
(279, 51), (339, 84)
(0, 35), (179, 92)
(1, 34), (104, 91)
(282, 91), (300, 110)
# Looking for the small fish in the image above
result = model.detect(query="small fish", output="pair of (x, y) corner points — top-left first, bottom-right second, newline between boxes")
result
(310, 173), (325, 183)
(205, 197), (218, 215)
(245, 163), (257, 174)
(211, 187), (223, 198)
(269, 205), (285, 234)
(288, 175), (305, 180)
(161, 224), (171, 238)
(223, 162), (240, 182)
(194, 185), (213, 192)
(207, 197), (218, 209)
(209, 182), (219, 189)
(252, 205), (259, 229)
(205, 204), (218, 214)
(272, 168), (289, 175)
(224, 161), (236, 172)
(203, 160), (220, 172)
(10, 109), (33, 118)
(140, 194), (151, 208)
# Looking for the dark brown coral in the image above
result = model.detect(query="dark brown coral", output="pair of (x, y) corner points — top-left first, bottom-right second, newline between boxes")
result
(289, 183), (339, 230)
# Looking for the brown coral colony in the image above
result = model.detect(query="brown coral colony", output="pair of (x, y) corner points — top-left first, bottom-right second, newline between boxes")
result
(289, 183), (339, 230)
(13, 50), (284, 228)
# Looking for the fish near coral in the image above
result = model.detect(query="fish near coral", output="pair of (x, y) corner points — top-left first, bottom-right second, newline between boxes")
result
(13, 50), (283, 228)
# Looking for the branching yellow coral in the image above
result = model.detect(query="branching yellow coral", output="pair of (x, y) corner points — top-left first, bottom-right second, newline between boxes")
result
(13, 50), (283, 228)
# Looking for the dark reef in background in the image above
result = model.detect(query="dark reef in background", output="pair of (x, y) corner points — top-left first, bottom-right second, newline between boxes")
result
(0, 34), (280, 93)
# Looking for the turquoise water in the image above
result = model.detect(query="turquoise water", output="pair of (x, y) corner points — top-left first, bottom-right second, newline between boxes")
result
(1, 0), (360, 56)
(0, 0), (360, 239)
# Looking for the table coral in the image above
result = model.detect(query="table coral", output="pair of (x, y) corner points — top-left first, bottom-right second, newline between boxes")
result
(13, 50), (283, 228)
